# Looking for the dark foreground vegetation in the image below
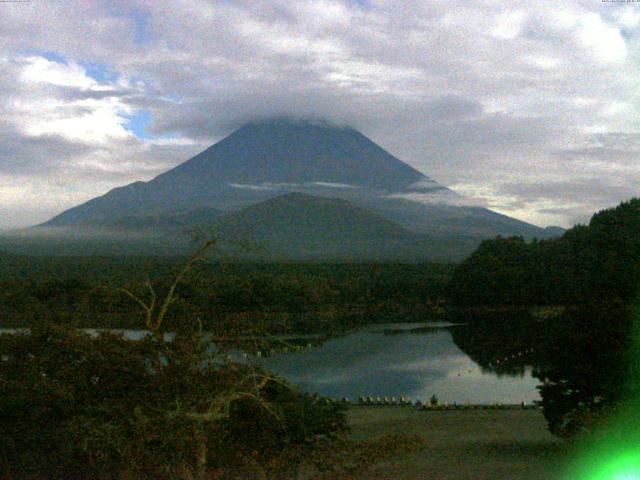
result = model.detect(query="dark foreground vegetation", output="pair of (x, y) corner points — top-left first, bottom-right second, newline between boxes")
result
(447, 198), (640, 308)
(0, 321), (347, 479)
(448, 198), (640, 438)
(0, 244), (428, 479)
(0, 321), (427, 479)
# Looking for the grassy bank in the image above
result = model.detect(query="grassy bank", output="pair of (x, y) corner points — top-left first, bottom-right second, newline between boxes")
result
(347, 407), (568, 480)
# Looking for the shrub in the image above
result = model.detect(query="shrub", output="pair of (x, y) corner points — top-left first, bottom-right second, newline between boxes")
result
(0, 321), (348, 479)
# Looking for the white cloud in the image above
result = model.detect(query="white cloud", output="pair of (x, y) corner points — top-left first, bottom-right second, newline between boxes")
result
(407, 178), (450, 191)
(387, 190), (470, 207)
(311, 182), (357, 189)
(14, 56), (136, 144)
(492, 10), (527, 40)
(21, 99), (133, 144)
(548, 8), (579, 30)
(20, 56), (96, 89)
(615, 6), (640, 28)
(229, 183), (276, 191)
(523, 54), (560, 70)
(576, 13), (627, 64)
(230, 181), (358, 191)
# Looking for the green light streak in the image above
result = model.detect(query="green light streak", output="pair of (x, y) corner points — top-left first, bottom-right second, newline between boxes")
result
(564, 305), (640, 479)
(586, 451), (640, 480)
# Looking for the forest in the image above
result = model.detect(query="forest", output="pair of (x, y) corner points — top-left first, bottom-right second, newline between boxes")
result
(0, 258), (451, 333)
(447, 198), (640, 308)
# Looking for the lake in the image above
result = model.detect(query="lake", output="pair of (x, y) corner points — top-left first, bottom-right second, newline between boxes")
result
(259, 323), (541, 405)
(0, 323), (541, 405)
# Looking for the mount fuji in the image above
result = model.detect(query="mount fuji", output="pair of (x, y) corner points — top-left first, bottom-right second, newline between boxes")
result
(26, 118), (560, 260)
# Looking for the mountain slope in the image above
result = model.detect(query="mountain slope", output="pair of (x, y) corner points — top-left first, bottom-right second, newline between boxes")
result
(361, 197), (555, 239)
(156, 119), (427, 190)
(112, 207), (222, 230)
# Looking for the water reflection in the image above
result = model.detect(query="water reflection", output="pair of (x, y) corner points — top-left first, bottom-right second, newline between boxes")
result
(0, 322), (543, 404)
(259, 324), (541, 404)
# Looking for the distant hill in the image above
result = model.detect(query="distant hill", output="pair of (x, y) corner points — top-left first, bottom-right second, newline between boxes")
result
(541, 226), (566, 238)
(2, 193), (480, 260)
(212, 193), (476, 261)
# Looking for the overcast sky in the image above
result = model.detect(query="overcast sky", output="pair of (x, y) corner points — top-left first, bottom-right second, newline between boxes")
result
(0, 0), (638, 229)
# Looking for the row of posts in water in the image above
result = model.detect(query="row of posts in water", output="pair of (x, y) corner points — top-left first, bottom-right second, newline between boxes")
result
(252, 346), (538, 362)
(327, 396), (539, 410)
(254, 344), (313, 358)
(488, 347), (535, 367)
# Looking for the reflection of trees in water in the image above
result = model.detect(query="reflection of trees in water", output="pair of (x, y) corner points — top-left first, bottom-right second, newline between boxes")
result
(532, 305), (633, 437)
(449, 307), (635, 437)
(447, 311), (552, 378)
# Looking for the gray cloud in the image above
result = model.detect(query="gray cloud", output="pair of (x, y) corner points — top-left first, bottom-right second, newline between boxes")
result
(553, 132), (640, 164)
(498, 177), (639, 225)
(0, 134), (94, 176)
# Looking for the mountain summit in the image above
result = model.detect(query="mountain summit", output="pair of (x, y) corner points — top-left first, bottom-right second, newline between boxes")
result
(46, 119), (446, 226)
(158, 119), (430, 191)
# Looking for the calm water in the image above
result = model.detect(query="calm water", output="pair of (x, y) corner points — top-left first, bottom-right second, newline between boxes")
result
(259, 324), (541, 404)
(0, 323), (541, 404)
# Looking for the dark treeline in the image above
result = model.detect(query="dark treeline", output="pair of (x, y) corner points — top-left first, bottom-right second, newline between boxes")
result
(447, 198), (640, 308)
(0, 258), (452, 332)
